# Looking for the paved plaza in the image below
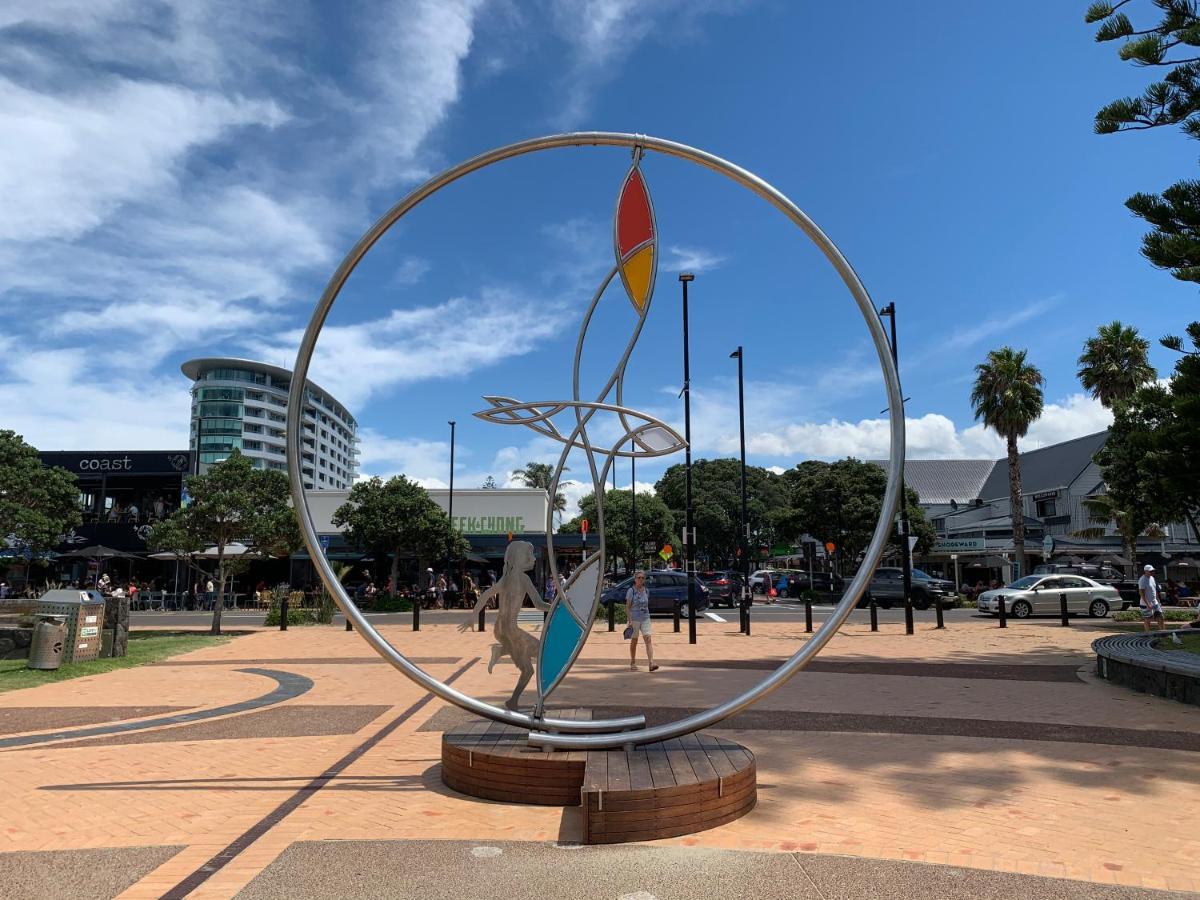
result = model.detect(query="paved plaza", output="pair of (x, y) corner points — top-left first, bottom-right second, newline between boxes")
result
(0, 615), (1197, 898)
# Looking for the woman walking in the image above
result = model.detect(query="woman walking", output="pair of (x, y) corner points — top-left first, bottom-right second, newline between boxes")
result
(625, 570), (658, 672)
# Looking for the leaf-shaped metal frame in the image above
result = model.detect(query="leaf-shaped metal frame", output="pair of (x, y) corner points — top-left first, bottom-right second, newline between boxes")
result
(287, 133), (905, 749)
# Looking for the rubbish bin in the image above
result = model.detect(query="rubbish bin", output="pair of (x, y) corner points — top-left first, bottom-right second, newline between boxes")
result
(27, 616), (67, 670)
(36, 589), (106, 664)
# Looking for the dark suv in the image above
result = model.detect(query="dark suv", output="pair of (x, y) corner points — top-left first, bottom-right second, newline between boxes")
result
(698, 571), (744, 608)
(866, 567), (957, 610)
(601, 571), (711, 616)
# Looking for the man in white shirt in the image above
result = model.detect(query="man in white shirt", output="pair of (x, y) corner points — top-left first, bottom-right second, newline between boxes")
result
(1138, 564), (1164, 632)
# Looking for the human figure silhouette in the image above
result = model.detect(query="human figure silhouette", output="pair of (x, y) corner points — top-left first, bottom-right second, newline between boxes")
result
(461, 540), (551, 711)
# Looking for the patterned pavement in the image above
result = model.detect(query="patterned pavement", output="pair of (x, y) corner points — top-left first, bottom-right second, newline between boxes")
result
(0, 616), (1196, 898)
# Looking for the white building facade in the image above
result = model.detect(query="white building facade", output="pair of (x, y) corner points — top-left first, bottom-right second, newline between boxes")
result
(181, 357), (358, 490)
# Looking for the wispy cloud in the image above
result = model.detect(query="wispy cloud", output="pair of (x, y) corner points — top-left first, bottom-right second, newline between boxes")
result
(663, 244), (727, 274)
(545, 0), (754, 126)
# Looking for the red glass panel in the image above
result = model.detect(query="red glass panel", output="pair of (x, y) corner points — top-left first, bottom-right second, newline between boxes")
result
(616, 168), (654, 258)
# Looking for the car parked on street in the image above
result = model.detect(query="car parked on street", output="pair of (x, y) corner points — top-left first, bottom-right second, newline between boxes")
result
(865, 567), (958, 610)
(976, 574), (1119, 619)
(600, 570), (711, 616)
(1031, 563), (1138, 609)
(698, 570), (744, 608)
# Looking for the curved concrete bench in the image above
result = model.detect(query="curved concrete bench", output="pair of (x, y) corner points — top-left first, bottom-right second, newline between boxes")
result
(1093, 631), (1200, 707)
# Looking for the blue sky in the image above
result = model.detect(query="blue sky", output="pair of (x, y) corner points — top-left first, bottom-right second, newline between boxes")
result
(1, 1), (1195, 513)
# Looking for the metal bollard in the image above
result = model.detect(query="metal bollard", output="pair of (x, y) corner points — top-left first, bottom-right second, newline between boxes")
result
(935, 596), (945, 630)
(997, 595), (1006, 628)
(345, 616), (353, 632)
(745, 602), (751, 636)
(478, 605), (486, 633)
(869, 597), (878, 632)
(413, 598), (420, 632)
(1060, 592), (1070, 627)
(607, 600), (615, 632)
(805, 597), (813, 633)
(673, 599), (681, 633)
(280, 594), (288, 632)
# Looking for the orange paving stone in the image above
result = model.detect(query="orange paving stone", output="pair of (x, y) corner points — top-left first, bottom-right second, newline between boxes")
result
(0, 616), (1193, 897)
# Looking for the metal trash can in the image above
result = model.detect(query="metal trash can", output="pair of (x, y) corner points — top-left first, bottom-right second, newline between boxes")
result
(36, 589), (106, 664)
(27, 616), (67, 670)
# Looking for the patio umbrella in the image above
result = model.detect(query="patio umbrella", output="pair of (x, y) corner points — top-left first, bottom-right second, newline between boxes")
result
(59, 544), (138, 560)
(58, 544), (139, 586)
(194, 542), (267, 559)
(1099, 554), (1133, 568)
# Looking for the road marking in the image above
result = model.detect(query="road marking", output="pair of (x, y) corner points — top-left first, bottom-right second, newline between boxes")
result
(704, 612), (726, 622)
(470, 846), (503, 858)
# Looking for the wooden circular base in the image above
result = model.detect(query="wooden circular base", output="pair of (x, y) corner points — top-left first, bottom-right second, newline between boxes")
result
(440, 710), (756, 844)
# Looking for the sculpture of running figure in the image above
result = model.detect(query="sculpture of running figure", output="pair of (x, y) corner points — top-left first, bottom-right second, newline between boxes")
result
(461, 540), (550, 711)
(474, 148), (686, 716)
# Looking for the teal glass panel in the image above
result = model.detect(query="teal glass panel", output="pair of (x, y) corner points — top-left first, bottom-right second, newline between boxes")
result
(538, 606), (583, 697)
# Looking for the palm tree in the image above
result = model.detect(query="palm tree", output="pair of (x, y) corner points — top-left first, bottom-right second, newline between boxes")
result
(970, 347), (1045, 578)
(1074, 492), (1164, 579)
(514, 461), (567, 515)
(1077, 321), (1157, 409)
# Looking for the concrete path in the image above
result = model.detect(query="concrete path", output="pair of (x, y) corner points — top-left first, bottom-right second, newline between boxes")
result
(0, 616), (1195, 898)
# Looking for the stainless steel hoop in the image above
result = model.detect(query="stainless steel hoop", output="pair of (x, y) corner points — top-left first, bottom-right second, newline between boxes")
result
(287, 132), (905, 748)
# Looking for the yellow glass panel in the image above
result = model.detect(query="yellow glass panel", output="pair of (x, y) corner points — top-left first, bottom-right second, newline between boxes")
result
(621, 243), (655, 311)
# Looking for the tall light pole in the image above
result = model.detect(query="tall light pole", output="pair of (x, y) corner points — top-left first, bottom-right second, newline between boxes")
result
(630, 439), (637, 574)
(730, 346), (749, 635)
(878, 303), (915, 634)
(447, 420), (456, 575)
(680, 272), (697, 644)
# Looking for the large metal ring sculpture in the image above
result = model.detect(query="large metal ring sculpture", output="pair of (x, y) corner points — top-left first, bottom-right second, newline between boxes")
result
(287, 132), (905, 750)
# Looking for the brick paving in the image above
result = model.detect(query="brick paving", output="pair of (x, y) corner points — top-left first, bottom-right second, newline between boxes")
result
(0, 617), (1194, 897)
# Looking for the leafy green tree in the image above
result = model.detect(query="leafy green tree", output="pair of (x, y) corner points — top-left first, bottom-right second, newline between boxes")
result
(0, 430), (80, 554)
(560, 489), (675, 569)
(147, 450), (299, 635)
(652, 459), (786, 567)
(332, 475), (468, 594)
(1100, 324), (1200, 540)
(970, 347), (1045, 577)
(774, 459), (935, 571)
(513, 461), (567, 515)
(1077, 320), (1158, 407)
(1088, 1), (1200, 283)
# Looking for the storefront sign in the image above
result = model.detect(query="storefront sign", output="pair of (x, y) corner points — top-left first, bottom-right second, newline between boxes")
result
(451, 516), (526, 535)
(40, 451), (192, 475)
(933, 538), (986, 553)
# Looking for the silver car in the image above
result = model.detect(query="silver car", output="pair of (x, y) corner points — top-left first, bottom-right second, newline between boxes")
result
(977, 575), (1119, 619)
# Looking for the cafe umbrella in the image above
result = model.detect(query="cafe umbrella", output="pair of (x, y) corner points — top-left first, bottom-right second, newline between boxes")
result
(58, 544), (140, 585)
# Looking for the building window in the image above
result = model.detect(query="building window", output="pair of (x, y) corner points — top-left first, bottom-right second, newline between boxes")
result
(199, 451), (230, 464)
(199, 417), (243, 435)
(242, 440), (263, 451)
(1035, 497), (1057, 518)
(197, 387), (245, 402)
(205, 367), (265, 384)
(196, 400), (243, 419)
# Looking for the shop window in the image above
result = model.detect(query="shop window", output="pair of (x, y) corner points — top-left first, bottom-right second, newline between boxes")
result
(1035, 497), (1057, 518)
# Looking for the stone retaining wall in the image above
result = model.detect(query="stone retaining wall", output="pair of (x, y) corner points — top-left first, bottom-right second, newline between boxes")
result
(0, 626), (32, 660)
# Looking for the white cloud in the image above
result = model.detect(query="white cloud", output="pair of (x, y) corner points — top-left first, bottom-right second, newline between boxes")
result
(735, 393), (1112, 462)
(663, 245), (727, 274)
(393, 257), (432, 286)
(0, 339), (189, 449)
(545, 0), (753, 125)
(243, 288), (570, 409)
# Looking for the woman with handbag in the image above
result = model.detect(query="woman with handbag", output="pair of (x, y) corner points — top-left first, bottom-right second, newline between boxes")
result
(624, 570), (659, 672)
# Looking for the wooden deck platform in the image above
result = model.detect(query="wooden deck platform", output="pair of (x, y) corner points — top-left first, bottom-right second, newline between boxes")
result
(440, 709), (756, 844)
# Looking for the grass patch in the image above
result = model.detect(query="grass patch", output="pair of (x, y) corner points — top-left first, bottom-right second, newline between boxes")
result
(0, 632), (232, 693)
(1158, 632), (1200, 655)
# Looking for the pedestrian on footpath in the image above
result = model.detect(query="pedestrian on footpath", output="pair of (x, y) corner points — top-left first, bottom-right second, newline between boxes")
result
(624, 570), (658, 672)
(1139, 564), (1165, 632)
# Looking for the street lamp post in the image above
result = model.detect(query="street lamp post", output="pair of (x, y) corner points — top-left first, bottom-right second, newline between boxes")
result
(680, 273), (697, 644)
(630, 440), (637, 573)
(731, 346), (750, 635)
(447, 420), (456, 577)
(878, 302), (915, 635)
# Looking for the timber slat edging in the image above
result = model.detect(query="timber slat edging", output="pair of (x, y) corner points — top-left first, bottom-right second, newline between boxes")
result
(441, 718), (756, 843)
